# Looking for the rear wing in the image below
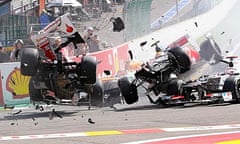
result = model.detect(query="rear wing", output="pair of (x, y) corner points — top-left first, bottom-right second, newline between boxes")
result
(30, 13), (85, 60)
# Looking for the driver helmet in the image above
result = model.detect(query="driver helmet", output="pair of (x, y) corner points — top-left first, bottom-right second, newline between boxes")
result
(87, 26), (94, 34)
(14, 39), (24, 46)
(205, 32), (213, 40)
(87, 26), (94, 31)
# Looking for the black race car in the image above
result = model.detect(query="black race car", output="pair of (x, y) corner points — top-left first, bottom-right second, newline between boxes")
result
(117, 44), (191, 105)
(141, 56), (240, 106)
(117, 32), (226, 107)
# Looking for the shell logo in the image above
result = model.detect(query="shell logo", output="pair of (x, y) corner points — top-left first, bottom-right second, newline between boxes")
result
(6, 68), (30, 99)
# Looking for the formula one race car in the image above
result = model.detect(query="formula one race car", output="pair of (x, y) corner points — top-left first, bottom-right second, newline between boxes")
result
(20, 14), (103, 106)
(175, 56), (240, 105)
(118, 42), (191, 105)
(146, 55), (240, 106)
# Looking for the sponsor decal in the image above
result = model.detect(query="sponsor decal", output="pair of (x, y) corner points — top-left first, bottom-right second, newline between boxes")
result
(66, 24), (73, 33)
(5, 68), (30, 99)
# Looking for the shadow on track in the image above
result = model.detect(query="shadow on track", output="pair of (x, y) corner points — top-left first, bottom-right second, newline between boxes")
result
(111, 103), (187, 112)
(2, 110), (78, 121)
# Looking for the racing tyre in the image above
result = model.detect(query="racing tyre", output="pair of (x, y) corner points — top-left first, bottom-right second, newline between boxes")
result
(29, 77), (43, 102)
(20, 48), (39, 76)
(223, 77), (240, 103)
(118, 77), (138, 104)
(79, 56), (97, 84)
(168, 47), (191, 73)
(199, 39), (222, 63)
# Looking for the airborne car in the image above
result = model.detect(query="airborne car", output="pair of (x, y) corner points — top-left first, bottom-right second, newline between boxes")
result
(118, 41), (191, 105)
(117, 33), (224, 106)
(20, 14), (103, 106)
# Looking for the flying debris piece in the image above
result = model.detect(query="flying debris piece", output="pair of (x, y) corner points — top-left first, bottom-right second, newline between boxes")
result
(194, 22), (198, 27)
(221, 31), (225, 35)
(12, 110), (22, 115)
(88, 118), (95, 124)
(140, 41), (147, 47)
(35, 105), (44, 111)
(110, 17), (125, 32)
(32, 117), (38, 125)
(10, 119), (18, 125)
(52, 108), (63, 119)
(39, 106), (44, 112)
(128, 50), (133, 60)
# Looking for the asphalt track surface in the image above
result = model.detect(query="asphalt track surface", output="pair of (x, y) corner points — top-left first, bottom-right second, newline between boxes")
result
(0, 101), (240, 144)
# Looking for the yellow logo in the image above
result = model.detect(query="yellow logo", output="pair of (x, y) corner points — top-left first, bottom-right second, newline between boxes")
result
(6, 68), (30, 99)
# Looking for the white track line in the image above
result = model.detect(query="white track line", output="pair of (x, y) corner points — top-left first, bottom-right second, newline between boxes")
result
(1, 124), (240, 141)
(121, 131), (240, 144)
